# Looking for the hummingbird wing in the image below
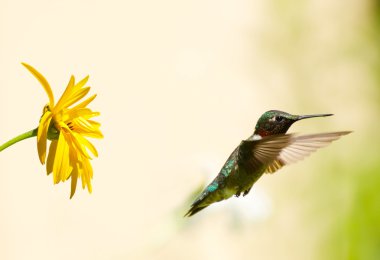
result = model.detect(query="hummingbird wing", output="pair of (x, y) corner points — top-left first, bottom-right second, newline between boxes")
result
(265, 131), (351, 174)
(239, 134), (295, 168)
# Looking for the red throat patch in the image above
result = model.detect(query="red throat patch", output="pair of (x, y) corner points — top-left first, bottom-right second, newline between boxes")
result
(257, 129), (270, 137)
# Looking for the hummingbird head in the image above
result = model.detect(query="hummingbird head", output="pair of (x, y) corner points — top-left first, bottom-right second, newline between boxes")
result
(253, 110), (333, 137)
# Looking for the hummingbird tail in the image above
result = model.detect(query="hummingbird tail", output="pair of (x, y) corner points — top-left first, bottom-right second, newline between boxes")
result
(184, 188), (215, 217)
(184, 204), (209, 217)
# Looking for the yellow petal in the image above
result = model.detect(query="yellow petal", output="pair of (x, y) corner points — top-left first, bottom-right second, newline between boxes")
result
(22, 63), (54, 107)
(82, 110), (100, 119)
(53, 131), (72, 183)
(37, 111), (53, 164)
(87, 120), (101, 128)
(74, 133), (98, 157)
(78, 159), (87, 189)
(53, 76), (75, 112)
(64, 108), (100, 123)
(79, 131), (104, 139)
(46, 140), (58, 175)
(72, 94), (97, 110)
(70, 117), (100, 134)
(70, 164), (79, 199)
(80, 157), (93, 193)
(64, 126), (91, 159)
(74, 75), (89, 90)
(63, 87), (91, 109)
(76, 117), (94, 131)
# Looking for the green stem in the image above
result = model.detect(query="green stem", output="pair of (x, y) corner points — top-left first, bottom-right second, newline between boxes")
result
(0, 128), (38, 152)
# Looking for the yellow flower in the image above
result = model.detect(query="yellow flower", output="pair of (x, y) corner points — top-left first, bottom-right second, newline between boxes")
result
(22, 63), (103, 198)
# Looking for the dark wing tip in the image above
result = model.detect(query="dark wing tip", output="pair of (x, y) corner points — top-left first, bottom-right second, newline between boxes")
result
(320, 113), (334, 117)
(339, 130), (353, 135)
(326, 131), (353, 137)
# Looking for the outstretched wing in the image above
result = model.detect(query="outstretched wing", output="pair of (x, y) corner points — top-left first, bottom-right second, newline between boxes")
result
(238, 134), (295, 168)
(265, 131), (351, 174)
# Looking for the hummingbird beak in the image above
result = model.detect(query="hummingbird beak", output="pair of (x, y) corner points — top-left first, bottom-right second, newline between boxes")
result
(296, 113), (333, 121)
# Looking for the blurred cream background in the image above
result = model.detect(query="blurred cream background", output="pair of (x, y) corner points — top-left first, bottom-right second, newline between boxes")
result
(0, 0), (379, 259)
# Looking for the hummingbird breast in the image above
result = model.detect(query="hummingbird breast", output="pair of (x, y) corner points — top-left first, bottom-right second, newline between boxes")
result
(215, 149), (267, 198)
(225, 162), (266, 197)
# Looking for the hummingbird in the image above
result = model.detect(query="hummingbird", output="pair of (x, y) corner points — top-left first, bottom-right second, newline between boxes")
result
(185, 110), (351, 217)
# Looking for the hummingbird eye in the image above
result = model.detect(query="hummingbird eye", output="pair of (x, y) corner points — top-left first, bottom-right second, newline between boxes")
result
(275, 116), (283, 122)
